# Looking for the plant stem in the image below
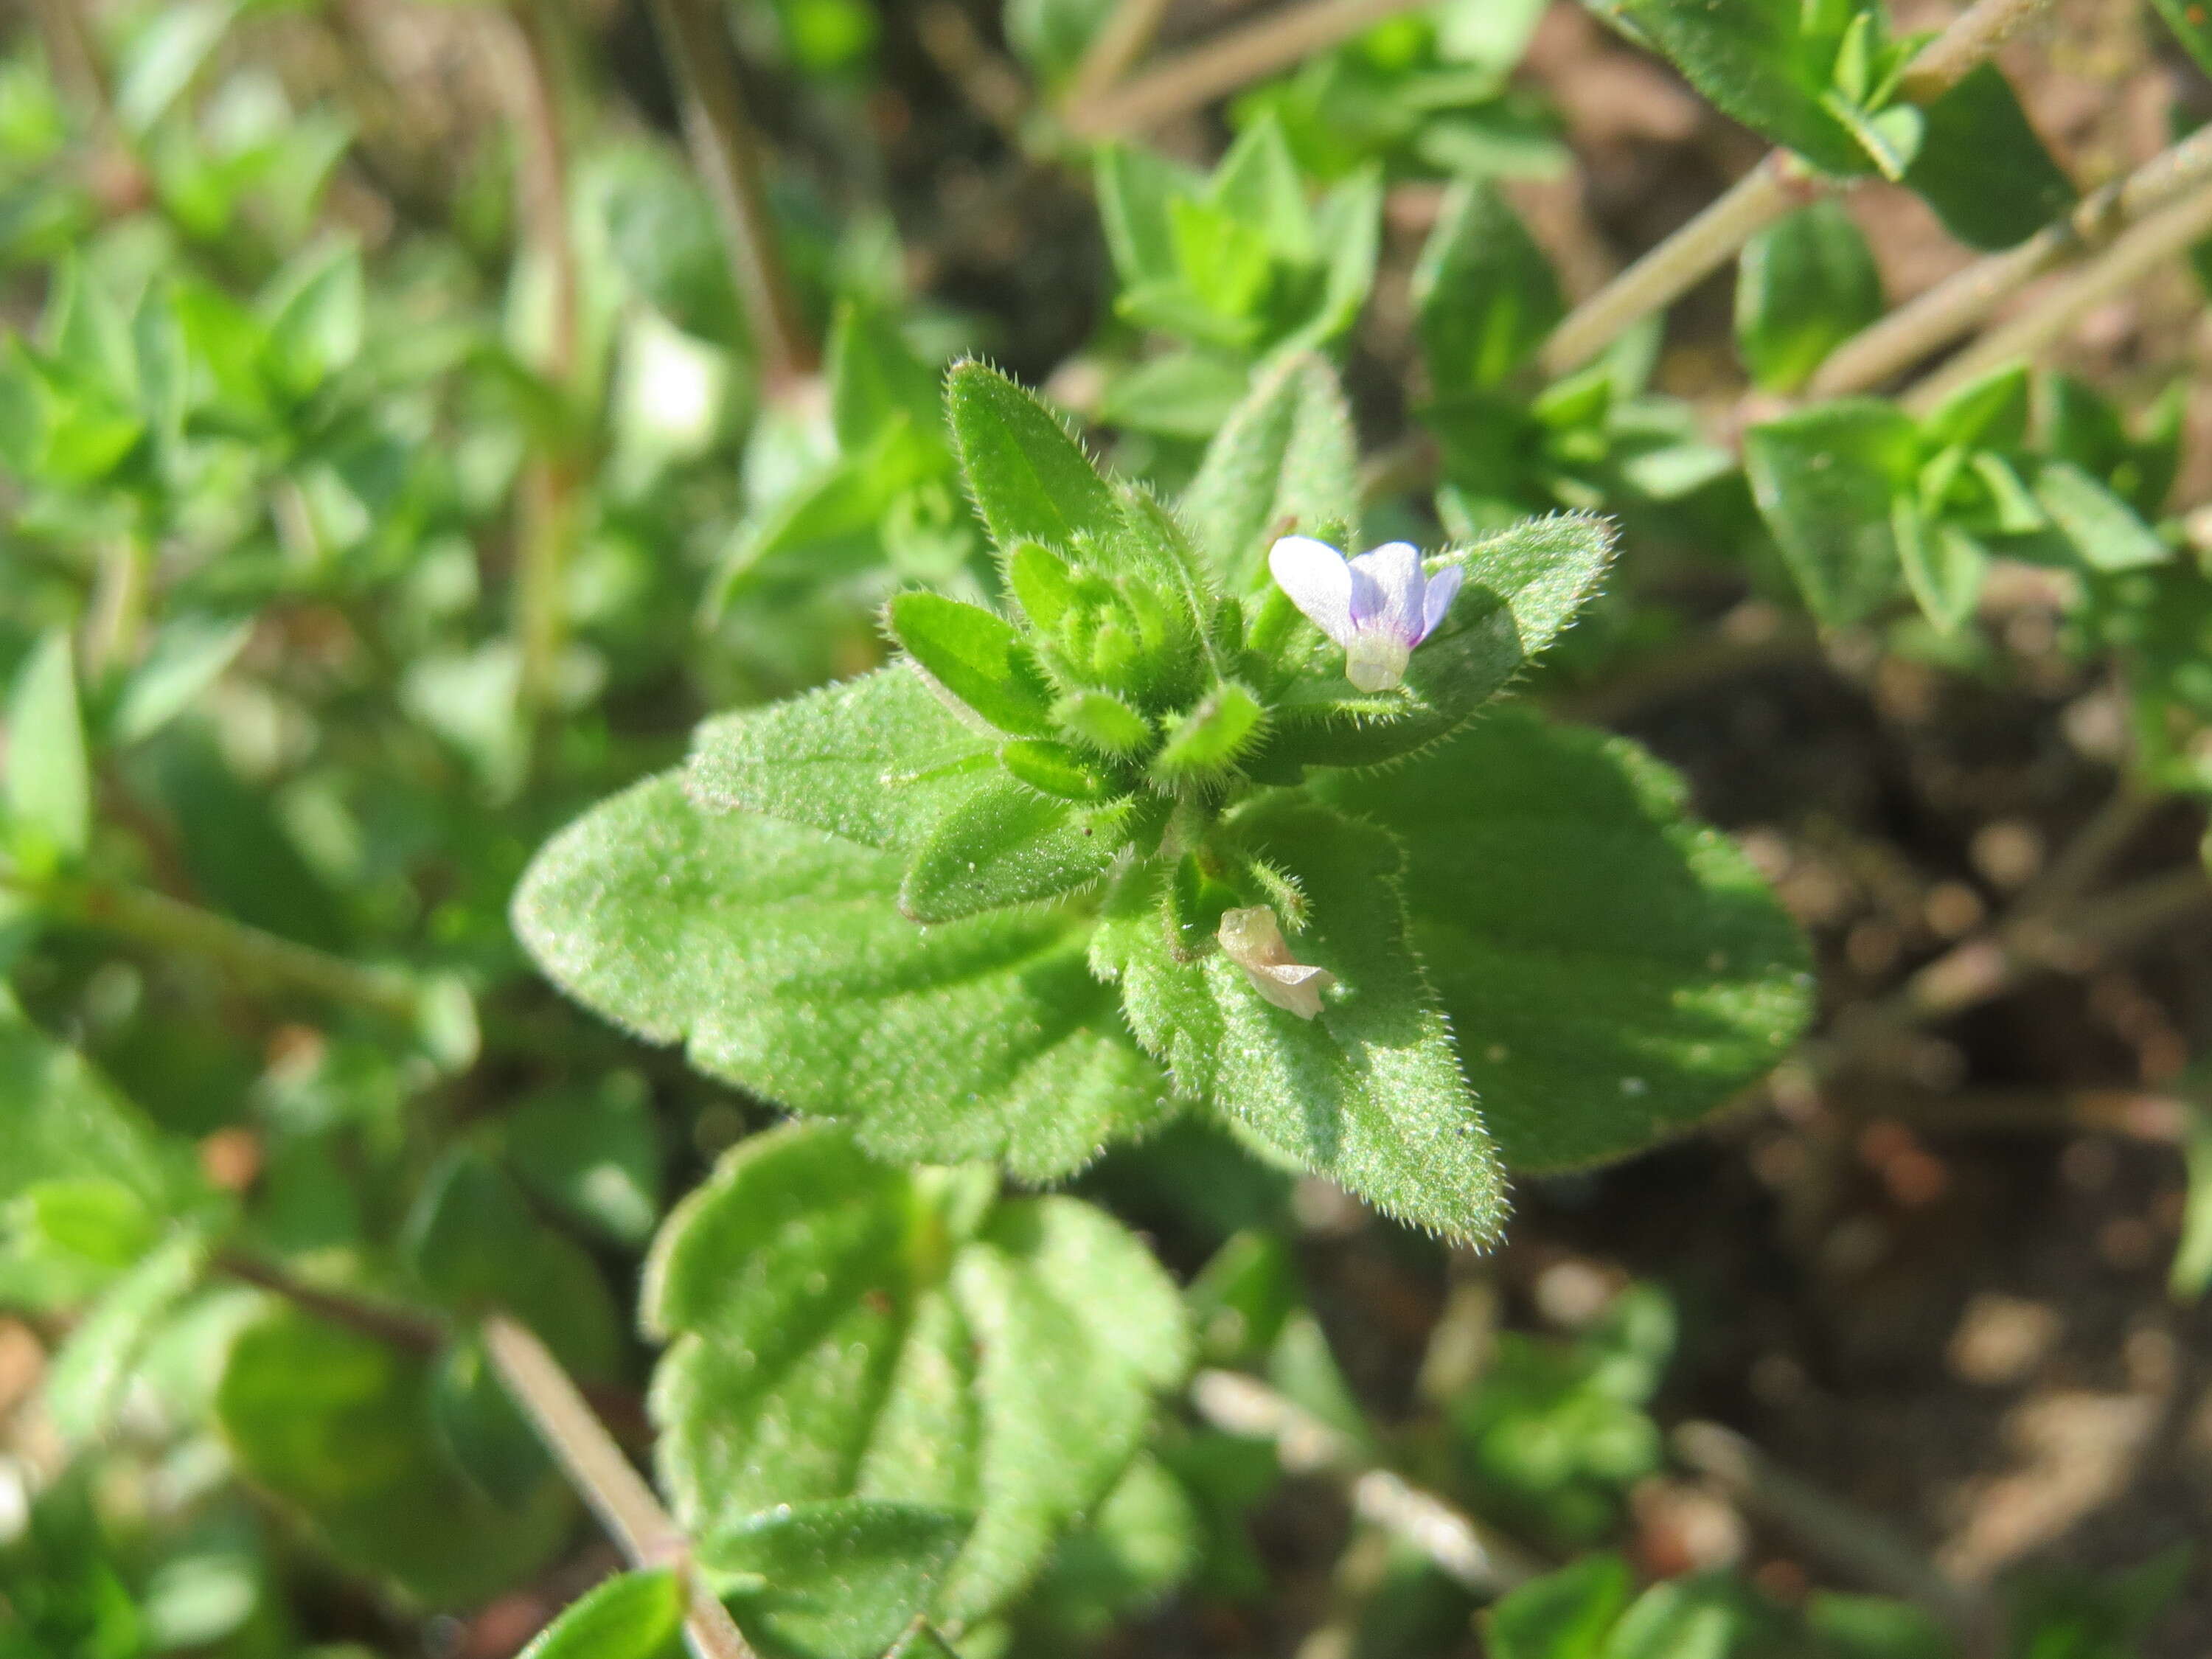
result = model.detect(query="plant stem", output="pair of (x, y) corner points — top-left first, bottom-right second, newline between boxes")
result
(1673, 1422), (1993, 1646)
(1063, 0), (1175, 117)
(648, 0), (818, 397)
(29, 874), (423, 1023)
(495, 1), (580, 737)
(914, 4), (1032, 140)
(83, 532), (150, 681)
(1540, 0), (2057, 377)
(217, 1250), (445, 1354)
(1189, 1368), (1545, 1594)
(484, 1315), (757, 1659)
(1905, 179), (2212, 413)
(1810, 123), (2212, 396)
(1064, 0), (1433, 139)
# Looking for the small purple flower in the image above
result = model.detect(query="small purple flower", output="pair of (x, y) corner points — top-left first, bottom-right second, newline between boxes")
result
(1267, 536), (1464, 692)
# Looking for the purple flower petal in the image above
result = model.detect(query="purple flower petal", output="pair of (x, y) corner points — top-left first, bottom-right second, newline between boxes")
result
(1268, 536), (1355, 647)
(1417, 563), (1464, 643)
(1349, 542), (1423, 643)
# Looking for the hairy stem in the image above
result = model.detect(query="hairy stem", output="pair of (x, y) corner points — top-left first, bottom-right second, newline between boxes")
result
(649, 0), (818, 396)
(1065, 0), (1433, 139)
(1541, 0), (2057, 376)
(1189, 1368), (1544, 1594)
(484, 1315), (757, 1659)
(1811, 124), (2212, 396)
(1906, 180), (2212, 412)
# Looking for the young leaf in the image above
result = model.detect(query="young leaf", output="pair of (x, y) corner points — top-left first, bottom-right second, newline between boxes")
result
(1258, 514), (1615, 771)
(217, 1306), (571, 1608)
(1312, 707), (1813, 1172)
(1903, 63), (2075, 250)
(1734, 201), (1882, 392)
(518, 1571), (686, 1659)
(0, 987), (188, 1214)
(643, 1124), (1190, 1623)
(888, 593), (1058, 737)
(1743, 399), (1918, 625)
(515, 773), (1172, 1180)
(883, 1627), (961, 1659)
(686, 667), (998, 855)
(1094, 803), (1509, 1244)
(2033, 459), (2171, 572)
(1484, 1552), (1633, 1659)
(44, 1231), (207, 1449)
(1096, 145), (1208, 291)
(504, 1074), (663, 1248)
(1922, 361), (2031, 452)
(110, 613), (254, 746)
(830, 304), (945, 454)
(1413, 181), (1564, 397)
(1208, 114), (1317, 265)
(1284, 168), (1384, 352)
(703, 1500), (969, 1659)
(1151, 682), (1266, 785)
(7, 629), (91, 865)
(1097, 351), (1252, 441)
(1181, 352), (1360, 588)
(897, 775), (1130, 923)
(946, 361), (1119, 552)
(1602, 0), (1868, 176)
(258, 240), (366, 400)
(1892, 498), (1987, 634)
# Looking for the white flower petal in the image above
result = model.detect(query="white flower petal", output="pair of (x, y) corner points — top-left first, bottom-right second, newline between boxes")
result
(1268, 536), (1354, 647)
(1418, 563), (1464, 642)
(1349, 542), (1423, 643)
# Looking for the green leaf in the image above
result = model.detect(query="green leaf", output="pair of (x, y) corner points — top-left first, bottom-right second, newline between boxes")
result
(2168, 1102), (2212, 1301)
(110, 613), (254, 746)
(1151, 682), (1266, 784)
(1922, 361), (2030, 451)
(1096, 145), (1208, 291)
(1207, 114), (1316, 264)
(883, 1624), (961, 1658)
(1485, 1552), (1632, 1659)
(515, 773), (1171, 1180)
(1734, 201), (1882, 392)
(7, 628), (91, 865)
(1893, 498), (1987, 635)
(1312, 707), (1813, 1172)
(2152, 0), (2212, 79)
(888, 594), (1058, 737)
(703, 1500), (968, 1659)
(1258, 513), (1615, 771)
(1097, 352), (1252, 441)
(643, 1124), (1189, 1623)
(429, 1334), (552, 1505)
(946, 362), (1118, 552)
(505, 1074), (663, 1248)
(1804, 1592), (1952, 1659)
(1095, 801), (1508, 1243)
(216, 1305), (571, 1608)
(1181, 352), (1360, 587)
(518, 1571), (686, 1659)
(1284, 168), (1383, 352)
(2034, 459), (2171, 572)
(0, 988), (186, 1213)
(402, 1151), (620, 1379)
(115, 0), (243, 134)
(898, 774), (1130, 923)
(687, 667), (997, 855)
(1020, 1454), (1200, 1640)
(1904, 63), (2074, 250)
(830, 305), (945, 454)
(1413, 181), (1564, 396)
(1605, 1576), (1742, 1659)
(1825, 94), (1923, 181)
(999, 740), (1114, 801)
(1604, 0), (1866, 175)
(44, 1232), (207, 1449)
(257, 240), (365, 400)
(1744, 399), (1918, 625)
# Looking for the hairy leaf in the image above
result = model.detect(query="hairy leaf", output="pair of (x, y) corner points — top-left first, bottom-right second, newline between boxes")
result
(1413, 181), (1563, 397)
(947, 361), (1118, 552)
(518, 1571), (685, 1659)
(1744, 399), (1917, 625)
(1904, 63), (2075, 250)
(703, 1500), (969, 1659)
(514, 773), (1171, 1180)
(1182, 352), (1359, 587)
(1093, 802), (1509, 1242)
(644, 1125), (1190, 1623)
(1314, 708), (1812, 1171)
(898, 774), (1131, 923)
(887, 593), (1058, 737)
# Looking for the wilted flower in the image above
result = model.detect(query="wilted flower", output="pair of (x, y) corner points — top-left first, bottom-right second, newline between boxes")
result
(1217, 905), (1336, 1020)
(1267, 536), (1464, 692)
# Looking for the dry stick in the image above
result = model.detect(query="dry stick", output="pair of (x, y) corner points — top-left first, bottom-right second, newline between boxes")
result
(1809, 122), (2212, 395)
(1906, 179), (2212, 412)
(1065, 0), (1434, 139)
(495, 1), (580, 735)
(484, 1315), (757, 1659)
(1064, 0), (1175, 116)
(1189, 1368), (1545, 1596)
(1539, 0), (2056, 378)
(1674, 1422), (1992, 1644)
(649, 0), (818, 397)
